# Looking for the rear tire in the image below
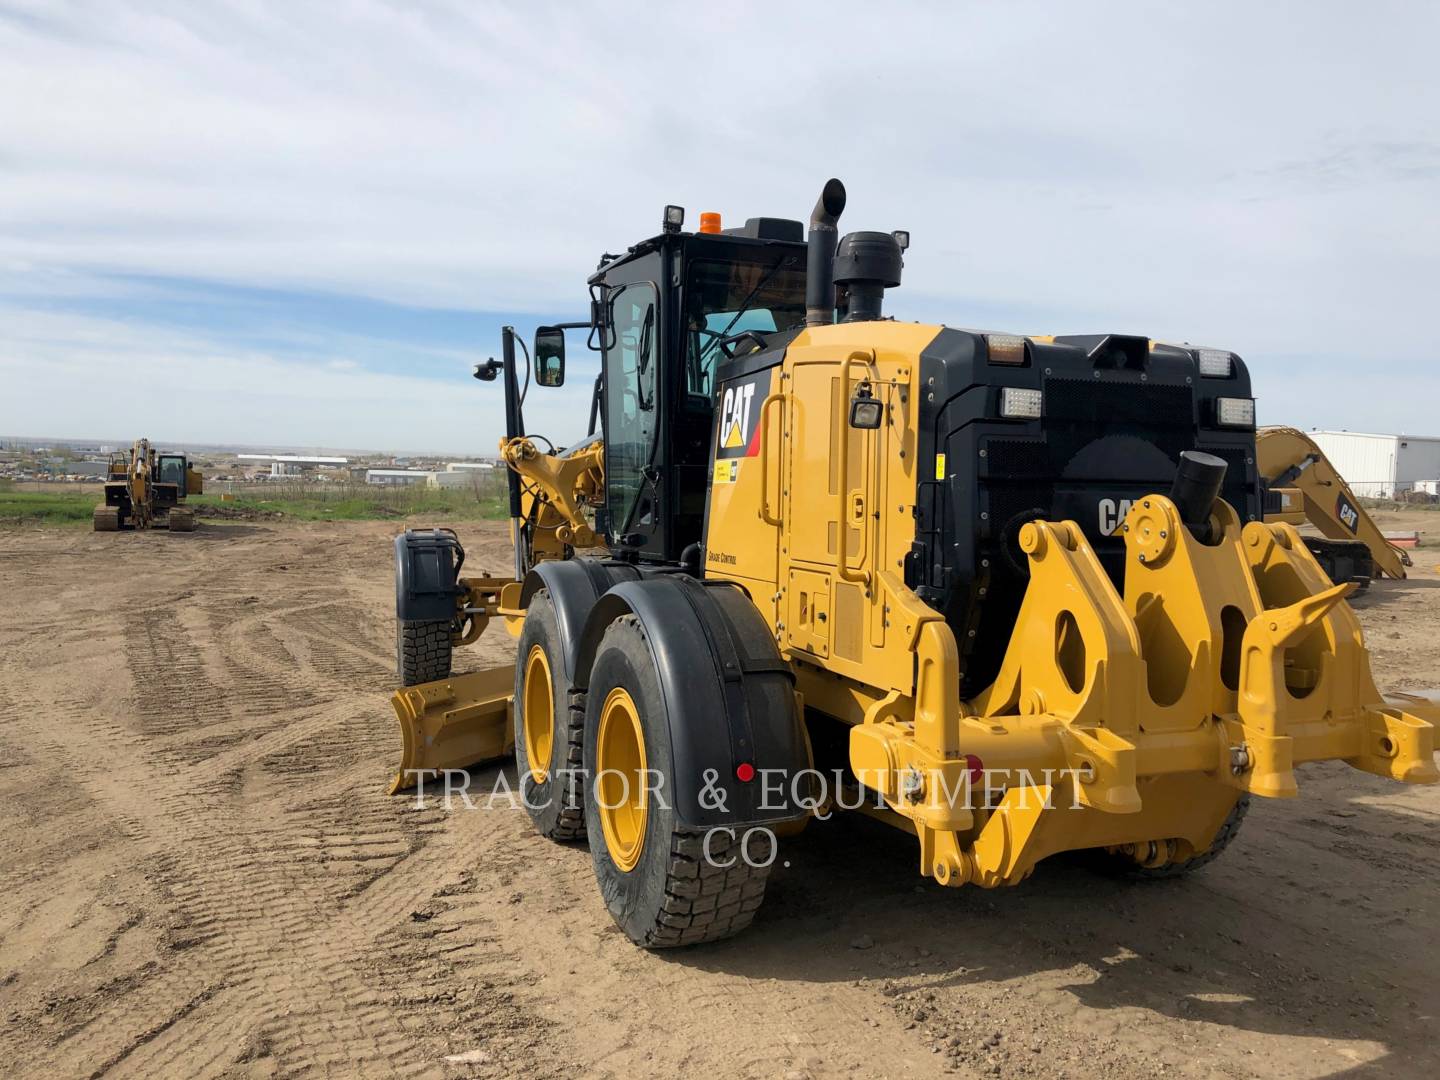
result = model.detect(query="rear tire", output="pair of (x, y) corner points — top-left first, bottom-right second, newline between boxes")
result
(513, 590), (586, 841)
(168, 508), (196, 532)
(396, 620), (452, 686)
(93, 505), (119, 532)
(584, 615), (772, 948)
(1096, 795), (1250, 879)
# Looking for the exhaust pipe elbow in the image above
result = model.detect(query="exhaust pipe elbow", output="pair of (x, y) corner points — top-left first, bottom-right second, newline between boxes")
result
(810, 178), (846, 231)
(806, 178), (847, 327)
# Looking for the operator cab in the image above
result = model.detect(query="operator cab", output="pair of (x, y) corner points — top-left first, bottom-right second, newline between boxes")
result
(156, 453), (187, 490)
(587, 212), (808, 563)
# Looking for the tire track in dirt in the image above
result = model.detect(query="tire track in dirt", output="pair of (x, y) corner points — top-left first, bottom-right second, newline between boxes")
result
(122, 605), (219, 737)
(1, 541), (569, 1077)
(8, 706), (422, 1076)
(7, 521), (1440, 1080)
(370, 790), (942, 1080)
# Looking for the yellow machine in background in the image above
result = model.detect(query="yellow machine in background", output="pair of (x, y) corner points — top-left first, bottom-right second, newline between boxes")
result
(389, 181), (1437, 948)
(93, 438), (203, 532)
(1258, 426), (1411, 587)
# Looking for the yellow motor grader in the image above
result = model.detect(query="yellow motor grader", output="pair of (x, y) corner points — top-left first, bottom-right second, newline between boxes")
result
(389, 181), (1437, 948)
(93, 438), (203, 531)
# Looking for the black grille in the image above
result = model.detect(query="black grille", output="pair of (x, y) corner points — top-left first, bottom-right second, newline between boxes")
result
(1046, 377), (1193, 429)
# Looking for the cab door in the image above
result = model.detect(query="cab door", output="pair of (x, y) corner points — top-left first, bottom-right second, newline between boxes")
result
(600, 274), (663, 551)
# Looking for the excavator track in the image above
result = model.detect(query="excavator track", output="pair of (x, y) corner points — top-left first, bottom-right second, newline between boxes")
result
(93, 505), (121, 531)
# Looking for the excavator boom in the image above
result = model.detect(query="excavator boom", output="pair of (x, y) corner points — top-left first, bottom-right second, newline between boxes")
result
(1258, 426), (1409, 580)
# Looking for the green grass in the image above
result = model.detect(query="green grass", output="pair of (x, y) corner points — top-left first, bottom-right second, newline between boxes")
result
(0, 489), (99, 525)
(0, 484), (508, 526)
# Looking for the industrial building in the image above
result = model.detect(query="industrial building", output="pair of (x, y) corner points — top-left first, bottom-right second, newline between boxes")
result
(365, 469), (433, 486)
(429, 471), (477, 489)
(1308, 430), (1440, 498)
(237, 454), (349, 466)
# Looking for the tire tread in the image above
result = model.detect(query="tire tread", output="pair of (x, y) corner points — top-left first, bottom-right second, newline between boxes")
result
(638, 827), (773, 948)
(397, 620), (452, 685)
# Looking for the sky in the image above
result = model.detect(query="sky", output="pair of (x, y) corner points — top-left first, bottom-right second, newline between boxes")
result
(2, 1), (1438, 454)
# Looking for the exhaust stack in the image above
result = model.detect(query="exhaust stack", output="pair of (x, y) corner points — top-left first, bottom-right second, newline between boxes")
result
(1170, 450), (1228, 540)
(805, 178), (847, 326)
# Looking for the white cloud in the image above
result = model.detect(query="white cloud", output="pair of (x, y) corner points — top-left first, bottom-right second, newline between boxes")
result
(2, 0), (1438, 446)
(0, 304), (590, 453)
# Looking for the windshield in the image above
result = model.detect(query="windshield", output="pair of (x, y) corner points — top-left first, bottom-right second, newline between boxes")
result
(684, 257), (806, 397)
(157, 455), (186, 487)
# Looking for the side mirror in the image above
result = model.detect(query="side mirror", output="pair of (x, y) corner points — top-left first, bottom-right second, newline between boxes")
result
(473, 358), (502, 382)
(534, 327), (565, 387)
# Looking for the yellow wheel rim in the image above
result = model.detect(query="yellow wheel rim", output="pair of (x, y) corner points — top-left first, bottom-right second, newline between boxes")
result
(522, 644), (554, 783)
(595, 687), (648, 873)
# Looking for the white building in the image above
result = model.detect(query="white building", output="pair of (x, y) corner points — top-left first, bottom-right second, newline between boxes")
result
(428, 470), (478, 489)
(365, 469), (434, 486)
(446, 461), (497, 472)
(238, 454), (349, 465)
(1308, 430), (1440, 498)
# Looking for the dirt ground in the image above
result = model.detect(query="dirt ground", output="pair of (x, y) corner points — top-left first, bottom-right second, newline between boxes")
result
(1, 513), (1437, 1080)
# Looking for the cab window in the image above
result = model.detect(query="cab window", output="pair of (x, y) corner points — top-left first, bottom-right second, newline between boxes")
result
(157, 455), (186, 487)
(684, 257), (806, 397)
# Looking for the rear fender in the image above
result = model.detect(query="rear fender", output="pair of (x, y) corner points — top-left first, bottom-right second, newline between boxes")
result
(519, 559), (641, 685)
(574, 576), (812, 829)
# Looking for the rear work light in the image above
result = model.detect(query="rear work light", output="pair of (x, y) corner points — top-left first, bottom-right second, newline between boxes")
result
(1196, 348), (1233, 377)
(1000, 387), (1043, 419)
(1217, 397), (1255, 427)
(987, 334), (1027, 365)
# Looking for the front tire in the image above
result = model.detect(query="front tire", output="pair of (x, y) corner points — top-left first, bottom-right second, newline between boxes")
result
(513, 590), (585, 841)
(584, 615), (772, 948)
(396, 620), (452, 686)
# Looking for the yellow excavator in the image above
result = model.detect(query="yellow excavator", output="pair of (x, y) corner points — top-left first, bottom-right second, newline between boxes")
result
(93, 438), (203, 531)
(1258, 426), (1411, 588)
(389, 181), (1437, 948)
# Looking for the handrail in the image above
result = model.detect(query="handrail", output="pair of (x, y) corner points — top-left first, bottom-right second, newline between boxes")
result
(837, 349), (876, 584)
(757, 392), (785, 526)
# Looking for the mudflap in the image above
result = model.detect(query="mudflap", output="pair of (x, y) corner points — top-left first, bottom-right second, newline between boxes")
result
(388, 667), (515, 795)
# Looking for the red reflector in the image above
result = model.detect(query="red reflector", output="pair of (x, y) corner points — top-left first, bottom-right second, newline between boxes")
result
(736, 762), (755, 782)
(964, 754), (984, 783)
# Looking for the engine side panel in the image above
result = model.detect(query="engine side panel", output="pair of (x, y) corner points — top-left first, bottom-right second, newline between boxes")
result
(704, 321), (1261, 717)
